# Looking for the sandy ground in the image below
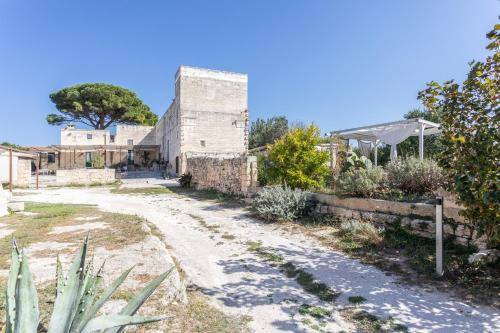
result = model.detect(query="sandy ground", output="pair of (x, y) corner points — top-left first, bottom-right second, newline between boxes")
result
(14, 180), (500, 333)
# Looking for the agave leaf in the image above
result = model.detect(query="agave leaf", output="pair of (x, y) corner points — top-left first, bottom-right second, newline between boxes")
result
(105, 268), (174, 333)
(14, 249), (40, 332)
(47, 235), (89, 333)
(69, 261), (106, 333)
(56, 255), (64, 296)
(6, 238), (21, 333)
(81, 315), (169, 333)
(72, 265), (134, 333)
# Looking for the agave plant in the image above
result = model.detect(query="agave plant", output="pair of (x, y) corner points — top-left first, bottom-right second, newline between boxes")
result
(5, 236), (173, 333)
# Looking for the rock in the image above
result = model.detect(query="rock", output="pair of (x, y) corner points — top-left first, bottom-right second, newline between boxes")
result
(468, 249), (500, 265)
(0, 187), (11, 217)
(7, 201), (24, 212)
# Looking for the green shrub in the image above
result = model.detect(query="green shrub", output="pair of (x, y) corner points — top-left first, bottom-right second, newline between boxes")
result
(335, 167), (386, 197)
(385, 157), (445, 195)
(91, 155), (105, 169)
(342, 151), (372, 172)
(253, 185), (311, 222)
(261, 125), (330, 190)
(178, 173), (192, 187)
(418, 22), (500, 245)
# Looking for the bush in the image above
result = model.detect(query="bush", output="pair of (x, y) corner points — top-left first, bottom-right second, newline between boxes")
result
(335, 167), (386, 197)
(339, 220), (383, 246)
(385, 157), (445, 195)
(418, 22), (499, 244)
(178, 173), (192, 187)
(91, 155), (105, 168)
(253, 185), (311, 222)
(261, 125), (330, 190)
(342, 151), (372, 172)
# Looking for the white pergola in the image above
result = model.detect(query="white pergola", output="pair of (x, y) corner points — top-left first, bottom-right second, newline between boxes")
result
(329, 118), (441, 165)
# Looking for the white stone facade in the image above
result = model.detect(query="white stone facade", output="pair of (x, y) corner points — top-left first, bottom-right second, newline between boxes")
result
(60, 124), (154, 146)
(156, 66), (249, 175)
(56, 66), (249, 176)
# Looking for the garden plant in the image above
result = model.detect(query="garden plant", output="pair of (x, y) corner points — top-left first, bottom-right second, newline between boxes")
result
(5, 236), (172, 332)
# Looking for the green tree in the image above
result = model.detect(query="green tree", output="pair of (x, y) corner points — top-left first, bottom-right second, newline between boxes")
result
(262, 125), (330, 190)
(249, 116), (289, 149)
(0, 142), (28, 150)
(418, 22), (500, 245)
(48, 83), (158, 129)
(397, 108), (443, 159)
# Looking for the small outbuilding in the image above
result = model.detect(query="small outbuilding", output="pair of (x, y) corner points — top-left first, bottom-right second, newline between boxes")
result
(0, 145), (36, 188)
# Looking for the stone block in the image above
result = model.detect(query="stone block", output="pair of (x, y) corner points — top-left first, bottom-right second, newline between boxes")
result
(8, 201), (24, 212)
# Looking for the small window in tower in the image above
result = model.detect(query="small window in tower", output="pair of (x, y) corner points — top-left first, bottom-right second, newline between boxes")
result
(87, 134), (92, 140)
(127, 139), (133, 146)
(200, 140), (206, 147)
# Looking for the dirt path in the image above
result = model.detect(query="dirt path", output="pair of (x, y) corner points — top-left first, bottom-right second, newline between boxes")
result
(17, 182), (500, 333)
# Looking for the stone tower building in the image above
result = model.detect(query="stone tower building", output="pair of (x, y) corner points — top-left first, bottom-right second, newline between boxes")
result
(155, 66), (249, 175)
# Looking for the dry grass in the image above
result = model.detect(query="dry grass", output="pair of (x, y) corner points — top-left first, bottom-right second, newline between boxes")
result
(0, 202), (152, 270)
(0, 202), (157, 327)
(161, 290), (252, 333)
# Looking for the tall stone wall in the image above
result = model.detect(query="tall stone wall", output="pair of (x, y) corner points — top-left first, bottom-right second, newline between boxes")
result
(312, 193), (486, 249)
(156, 66), (249, 176)
(184, 153), (257, 196)
(56, 168), (116, 185)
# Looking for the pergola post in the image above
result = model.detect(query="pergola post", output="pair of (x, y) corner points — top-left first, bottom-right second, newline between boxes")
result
(419, 122), (425, 160)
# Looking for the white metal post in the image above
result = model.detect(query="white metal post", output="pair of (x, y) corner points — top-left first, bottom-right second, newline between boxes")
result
(373, 140), (378, 166)
(435, 197), (444, 276)
(419, 122), (425, 160)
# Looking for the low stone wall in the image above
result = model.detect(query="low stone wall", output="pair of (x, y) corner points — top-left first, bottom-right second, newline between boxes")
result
(56, 168), (116, 185)
(312, 193), (485, 249)
(184, 153), (257, 196)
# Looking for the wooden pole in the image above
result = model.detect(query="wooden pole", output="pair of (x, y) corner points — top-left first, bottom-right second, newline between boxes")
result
(8, 148), (12, 192)
(36, 153), (39, 190)
(435, 197), (444, 276)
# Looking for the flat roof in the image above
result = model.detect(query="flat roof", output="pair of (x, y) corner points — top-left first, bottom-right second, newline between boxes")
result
(329, 118), (441, 141)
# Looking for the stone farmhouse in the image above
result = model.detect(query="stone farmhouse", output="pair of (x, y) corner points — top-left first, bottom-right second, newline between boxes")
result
(32, 66), (249, 176)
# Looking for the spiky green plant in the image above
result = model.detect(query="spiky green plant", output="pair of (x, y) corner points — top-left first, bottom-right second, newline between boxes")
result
(5, 236), (173, 333)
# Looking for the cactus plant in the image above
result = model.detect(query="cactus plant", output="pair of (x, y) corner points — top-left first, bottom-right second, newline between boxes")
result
(5, 236), (173, 333)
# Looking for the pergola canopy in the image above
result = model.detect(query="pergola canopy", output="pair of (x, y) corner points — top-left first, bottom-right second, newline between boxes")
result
(329, 118), (441, 163)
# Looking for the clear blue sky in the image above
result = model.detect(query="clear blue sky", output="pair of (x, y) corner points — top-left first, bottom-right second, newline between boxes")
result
(0, 0), (498, 146)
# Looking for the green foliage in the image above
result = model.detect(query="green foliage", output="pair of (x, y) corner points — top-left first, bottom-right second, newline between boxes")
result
(417, 22), (500, 244)
(252, 185), (311, 222)
(178, 173), (192, 187)
(385, 157), (445, 196)
(0, 142), (28, 151)
(48, 83), (158, 129)
(342, 151), (372, 172)
(396, 108), (443, 159)
(6, 236), (172, 332)
(335, 167), (386, 198)
(249, 116), (289, 149)
(91, 155), (105, 169)
(262, 125), (330, 190)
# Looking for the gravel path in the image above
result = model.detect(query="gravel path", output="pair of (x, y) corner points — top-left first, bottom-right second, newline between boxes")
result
(17, 181), (500, 333)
